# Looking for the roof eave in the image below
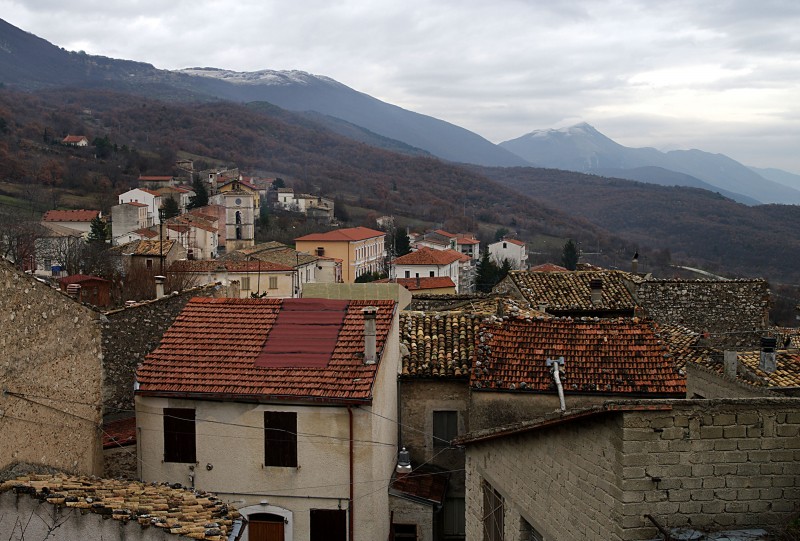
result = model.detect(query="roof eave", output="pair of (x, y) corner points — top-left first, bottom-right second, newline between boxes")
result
(135, 390), (373, 407)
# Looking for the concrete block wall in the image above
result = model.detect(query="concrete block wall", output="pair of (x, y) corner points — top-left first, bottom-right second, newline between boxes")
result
(465, 398), (800, 541)
(619, 399), (800, 539)
(465, 415), (624, 541)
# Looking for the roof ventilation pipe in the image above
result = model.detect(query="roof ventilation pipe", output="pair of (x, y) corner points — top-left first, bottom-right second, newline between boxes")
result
(760, 336), (777, 373)
(363, 306), (378, 365)
(546, 357), (566, 412)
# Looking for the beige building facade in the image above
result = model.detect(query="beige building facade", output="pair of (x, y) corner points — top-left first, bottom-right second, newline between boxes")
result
(295, 227), (386, 283)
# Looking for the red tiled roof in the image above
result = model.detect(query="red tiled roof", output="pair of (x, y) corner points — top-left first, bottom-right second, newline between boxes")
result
(42, 209), (100, 222)
(139, 188), (162, 197)
(62, 135), (87, 143)
(58, 274), (109, 285)
(381, 277), (456, 291)
(472, 317), (685, 395)
(103, 417), (137, 448)
(136, 298), (396, 402)
(433, 229), (455, 238)
(391, 468), (449, 506)
(138, 175), (173, 181)
(169, 260), (294, 273)
(125, 201), (148, 207)
(295, 227), (385, 243)
(134, 228), (159, 239)
(456, 237), (480, 245)
(529, 263), (568, 272)
(501, 238), (525, 246)
(394, 247), (463, 266)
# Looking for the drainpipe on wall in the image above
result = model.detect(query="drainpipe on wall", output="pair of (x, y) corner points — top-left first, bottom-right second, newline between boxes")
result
(348, 406), (355, 541)
(546, 357), (566, 412)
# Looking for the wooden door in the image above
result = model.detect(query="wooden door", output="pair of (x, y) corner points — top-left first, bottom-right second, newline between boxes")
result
(249, 514), (285, 541)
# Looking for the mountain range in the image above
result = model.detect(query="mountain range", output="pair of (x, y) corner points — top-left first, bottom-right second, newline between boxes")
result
(2, 17), (798, 205)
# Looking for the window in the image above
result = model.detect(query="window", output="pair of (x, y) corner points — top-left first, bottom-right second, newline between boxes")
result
(392, 523), (417, 540)
(310, 509), (346, 541)
(163, 408), (196, 463)
(264, 411), (297, 467)
(482, 480), (504, 541)
(146, 258), (153, 269)
(429, 271), (435, 277)
(240, 276), (251, 291)
(268, 276), (278, 289)
(433, 410), (458, 448)
(404, 271), (410, 278)
(443, 497), (466, 538)
(502, 242), (507, 249)
(521, 518), (543, 541)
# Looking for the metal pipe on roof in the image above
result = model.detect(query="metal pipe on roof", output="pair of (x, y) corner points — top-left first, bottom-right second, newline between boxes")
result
(546, 357), (566, 412)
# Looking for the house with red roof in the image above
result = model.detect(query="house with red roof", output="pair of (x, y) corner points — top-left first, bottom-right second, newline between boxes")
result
(488, 237), (528, 270)
(41, 209), (101, 236)
(377, 276), (457, 295)
(118, 188), (164, 227)
(169, 259), (296, 298)
(295, 227), (386, 283)
(61, 134), (89, 146)
(135, 294), (404, 541)
(392, 247), (464, 292)
(137, 175), (180, 189)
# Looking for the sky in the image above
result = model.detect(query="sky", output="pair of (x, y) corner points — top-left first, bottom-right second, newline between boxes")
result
(3, 0), (799, 173)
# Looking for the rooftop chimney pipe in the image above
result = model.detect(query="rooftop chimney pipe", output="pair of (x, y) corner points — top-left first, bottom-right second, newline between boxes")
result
(723, 350), (738, 379)
(363, 306), (378, 365)
(154, 275), (166, 299)
(590, 279), (603, 305)
(546, 357), (566, 412)
(632, 251), (639, 274)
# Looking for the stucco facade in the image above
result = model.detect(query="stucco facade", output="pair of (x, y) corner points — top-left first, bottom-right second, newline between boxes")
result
(295, 228), (386, 283)
(0, 260), (103, 475)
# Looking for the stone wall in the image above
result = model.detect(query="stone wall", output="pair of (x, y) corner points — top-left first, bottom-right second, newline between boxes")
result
(389, 495), (434, 541)
(0, 261), (103, 475)
(465, 399), (800, 541)
(103, 446), (138, 479)
(470, 390), (610, 431)
(685, 362), (777, 399)
(101, 284), (219, 415)
(633, 279), (769, 347)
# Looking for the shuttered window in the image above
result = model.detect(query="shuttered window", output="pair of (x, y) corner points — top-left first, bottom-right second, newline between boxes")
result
(433, 410), (458, 448)
(310, 509), (347, 541)
(163, 408), (196, 463)
(264, 411), (297, 467)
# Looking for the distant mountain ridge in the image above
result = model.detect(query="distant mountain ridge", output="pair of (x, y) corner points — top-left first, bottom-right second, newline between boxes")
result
(500, 123), (800, 205)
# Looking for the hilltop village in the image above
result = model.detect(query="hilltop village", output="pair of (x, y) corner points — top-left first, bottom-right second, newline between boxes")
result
(2, 161), (800, 541)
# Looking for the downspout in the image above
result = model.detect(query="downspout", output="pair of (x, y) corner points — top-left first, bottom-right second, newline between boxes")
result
(349, 406), (354, 541)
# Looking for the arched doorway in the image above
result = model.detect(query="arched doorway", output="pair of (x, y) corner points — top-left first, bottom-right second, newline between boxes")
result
(248, 512), (285, 541)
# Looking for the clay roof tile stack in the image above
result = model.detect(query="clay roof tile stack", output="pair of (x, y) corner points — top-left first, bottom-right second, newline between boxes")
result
(0, 474), (239, 539)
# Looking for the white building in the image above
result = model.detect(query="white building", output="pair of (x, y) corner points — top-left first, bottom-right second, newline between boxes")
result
(488, 238), (528, 270)
(392, 247), (463, 293)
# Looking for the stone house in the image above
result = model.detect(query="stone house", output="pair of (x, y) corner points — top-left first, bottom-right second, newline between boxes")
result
(295, 227), (386, 283)
(0, 260), (104, 476)
(0, 474), (239, 540)
(488, 238), (527, 270)
(118, 188), (163, 226)
(135, 295), (403, 541)
(495, 269), (638, 317)
(110, 239), (187, 275)
(393, 247), (464, 293)
(457, 398), (800, 541)
(111, 201), (150, 245)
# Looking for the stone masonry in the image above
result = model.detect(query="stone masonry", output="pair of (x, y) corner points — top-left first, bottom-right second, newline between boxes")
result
(463, 398), (800, 541)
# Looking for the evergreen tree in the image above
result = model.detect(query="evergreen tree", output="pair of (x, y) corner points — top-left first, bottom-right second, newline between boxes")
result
(394, 231), (412, 256)
(188, 176), (209, 209)
(87, 215), (109, 244)
(561, 239), (579, 270)
(160, 195), (180, 219)
(476, 249), (500, 293)
(499, 258), (513, 282)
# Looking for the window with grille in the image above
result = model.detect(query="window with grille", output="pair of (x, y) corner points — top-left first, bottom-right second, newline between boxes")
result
(264, 411), (297, 467)
(482, 480), (504, 541)
(433, 411), (458, 448)
(163, 408), (196, 463)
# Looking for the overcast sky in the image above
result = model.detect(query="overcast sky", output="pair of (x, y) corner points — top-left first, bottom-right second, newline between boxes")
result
(3, 1), (799, 173)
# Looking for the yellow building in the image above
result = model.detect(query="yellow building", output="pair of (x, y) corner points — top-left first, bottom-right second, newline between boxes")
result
(295, 227), (386, 283)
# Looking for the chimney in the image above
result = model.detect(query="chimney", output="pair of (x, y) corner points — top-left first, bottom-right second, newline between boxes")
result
(760, 336), (778, 373)
(632, 251), (639, 274)
(228, 279), (240, 299)
(416, 275), (421, 289)
(363, 306), (378, 365)
(154, 275), (166, 299)
(723, 350), (738, 378)
(590, 279), (603, 305)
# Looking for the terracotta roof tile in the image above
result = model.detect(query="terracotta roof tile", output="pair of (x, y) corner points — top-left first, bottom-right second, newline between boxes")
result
(0, 475), (238, 539)
(390, 468), (449, 506)
(136, 298), (396, 402)
(394, 247), (463, 266)
(529, 263), (568, 272)
(380, 277), (456, 291)
(168, 260), (293, 273)
(42, 209), (100, 222)
(295, 227), (385, 242)
(688, 348), (800, 389)
(103, 416), (137, 448)
(472, 317), (686, 395)
(62, 135), (87, 143)
(400, 311), (482, 378)
(125, 201), (148, 207)
(500, 270), (637, 313)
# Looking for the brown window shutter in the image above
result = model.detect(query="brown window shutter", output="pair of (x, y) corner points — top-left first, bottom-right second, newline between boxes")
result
(264, 411), (297, 467)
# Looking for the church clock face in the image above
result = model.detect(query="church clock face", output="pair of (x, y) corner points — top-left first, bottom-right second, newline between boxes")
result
(235, 198), (242, 206)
